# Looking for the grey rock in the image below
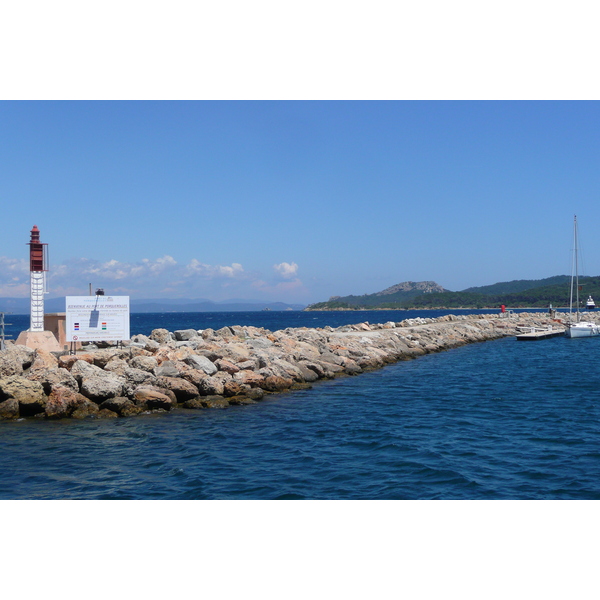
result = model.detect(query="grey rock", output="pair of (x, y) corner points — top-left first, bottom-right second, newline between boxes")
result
(80, 373), (125, 402)
(184, 354), (217, 376)
(150, 328), (174, 344)
(103, 358), (129, 376)
(2, 345), (36, 374)
(154, 361), (181, 378)
(174, 329), (200, 341)
(70, 360), (106, 384)
(197, 376), (224, 396)
(129, 355), (159, 373)
(248, 337), (274, 350)
(92, 349), (125, 369)
(236, 359), (258, 371)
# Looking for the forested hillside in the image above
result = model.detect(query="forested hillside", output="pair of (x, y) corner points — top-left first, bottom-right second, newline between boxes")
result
(306, 276), (600, 310)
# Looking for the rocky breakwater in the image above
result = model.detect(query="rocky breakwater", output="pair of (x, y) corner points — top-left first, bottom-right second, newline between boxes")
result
(0, 312), (561, 421)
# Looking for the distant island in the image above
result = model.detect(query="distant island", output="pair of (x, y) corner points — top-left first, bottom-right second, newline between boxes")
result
(305, 276), (600, 310)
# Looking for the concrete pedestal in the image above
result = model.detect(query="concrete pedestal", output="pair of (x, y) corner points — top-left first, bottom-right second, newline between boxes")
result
(15, 330), (62, 352)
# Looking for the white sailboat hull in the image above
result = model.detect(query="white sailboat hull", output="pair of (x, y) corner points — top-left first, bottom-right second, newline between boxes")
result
(565, 322), (600, 338)
(565, 216), (600, 339)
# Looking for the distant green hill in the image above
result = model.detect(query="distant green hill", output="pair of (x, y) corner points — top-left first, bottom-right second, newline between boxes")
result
(308, 281), (448, 310)
(306, 276), (600, 310)
(462, 276), (571, 295)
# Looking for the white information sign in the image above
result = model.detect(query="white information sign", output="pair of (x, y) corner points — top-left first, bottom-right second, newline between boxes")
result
(66, 296), (130, 342)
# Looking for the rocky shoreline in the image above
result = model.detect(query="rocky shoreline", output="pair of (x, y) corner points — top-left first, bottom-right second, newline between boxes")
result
(0, 311), (582, 421)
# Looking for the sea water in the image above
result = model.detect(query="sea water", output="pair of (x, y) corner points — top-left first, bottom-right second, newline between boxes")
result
(1, 309), (599, 500)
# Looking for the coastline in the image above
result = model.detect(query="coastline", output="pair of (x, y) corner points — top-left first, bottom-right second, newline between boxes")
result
(0, 311), (583, 421)
(304, 306), (575, 311)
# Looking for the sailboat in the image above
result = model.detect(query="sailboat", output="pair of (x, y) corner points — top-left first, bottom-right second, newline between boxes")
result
(565, 215), (600, 338)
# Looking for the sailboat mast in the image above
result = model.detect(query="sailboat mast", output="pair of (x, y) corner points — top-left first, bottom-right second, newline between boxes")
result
(570, 216), (575, 316)
(571, 215), (581, 321)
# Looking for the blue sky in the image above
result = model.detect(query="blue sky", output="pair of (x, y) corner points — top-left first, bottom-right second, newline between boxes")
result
(1, 100), (600, 304)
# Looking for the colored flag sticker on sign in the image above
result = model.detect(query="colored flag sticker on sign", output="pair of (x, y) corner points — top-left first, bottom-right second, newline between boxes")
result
(102, 322), (107, 330)
(74, 323), (79, 330)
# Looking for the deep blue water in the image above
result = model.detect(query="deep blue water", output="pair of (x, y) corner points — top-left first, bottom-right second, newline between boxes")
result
(2, 309), (599, 499)
(1, 308), (533, 341)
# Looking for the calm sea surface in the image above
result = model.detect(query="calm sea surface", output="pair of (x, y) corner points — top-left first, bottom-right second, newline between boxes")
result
(2, 309), (599, 500)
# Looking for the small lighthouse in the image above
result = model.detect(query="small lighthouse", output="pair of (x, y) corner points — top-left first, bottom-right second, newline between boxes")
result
(28, 225), (48, 332)
(15, 225), (61, 351)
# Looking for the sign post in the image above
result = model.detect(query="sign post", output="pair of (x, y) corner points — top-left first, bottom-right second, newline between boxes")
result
(65, 296), (130, 343)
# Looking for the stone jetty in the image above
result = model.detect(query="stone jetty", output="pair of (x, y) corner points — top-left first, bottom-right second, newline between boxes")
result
(0, 311), (585, 421)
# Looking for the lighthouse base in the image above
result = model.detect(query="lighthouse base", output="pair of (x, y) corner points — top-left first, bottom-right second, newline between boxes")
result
(15, 330), (62, 353)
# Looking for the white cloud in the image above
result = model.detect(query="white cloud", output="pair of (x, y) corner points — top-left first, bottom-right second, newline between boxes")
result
(0, 253), (309, 301)
(185, 259), (245, 279)
(0, 256), (28, 278)
(273, 262), (299, 279)
(147, 255), (177, 274)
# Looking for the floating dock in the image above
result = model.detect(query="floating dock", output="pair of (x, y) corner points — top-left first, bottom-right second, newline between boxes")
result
(516, 328), (565, 341)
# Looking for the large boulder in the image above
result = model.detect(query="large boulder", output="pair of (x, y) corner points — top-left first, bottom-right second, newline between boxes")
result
(184, 354), (217, 376)
(215, 358), (240, 374)
(233, 370), (265, 387)
(30, 350), (59, 370)
(261, 376), (294, 392)
(295, 364), (319, 382)
(154, 360), (182, 378)
(58, 354), (94, 370)
(0, 376), (47, 416)
(133, 387), (176, 410)
(272, 359), (305, 382)
(174, 329), (199, 341)
(80, 373), (125, 403)
(155, 376), (199, 402)
(223, 381), (247, 397)
(197, 376), (224, 396)
(150, 328), (173, 344)
(236, 359), (259, 371)
(178, 365), (207, 387)
(202, 396), (229, 409)
(0, 398), (19, 420)
(70, 359), (106, 384)
(71, 399), (100, 419)
(45, 387), (90, 419)
(103, 358), (129, 376)
(224, 343), (252, 363)
(98, 397), (143, 417)
(130, 334), (160, 350)
(181, 397), (206, 409)
(26, 366), (79, 395)
(129, 355), (159, 373)
(0, 345), (36, 374)
(92, 349), (128, 369)
(122, 367), (157, 389)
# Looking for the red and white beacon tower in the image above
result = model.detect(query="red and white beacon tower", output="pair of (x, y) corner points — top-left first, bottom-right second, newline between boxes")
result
(27, 225), (48, 332)
(16, 225), (60, 351)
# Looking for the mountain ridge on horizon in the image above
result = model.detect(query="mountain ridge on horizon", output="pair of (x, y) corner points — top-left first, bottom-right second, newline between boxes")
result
(0, 296), (306, 314)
